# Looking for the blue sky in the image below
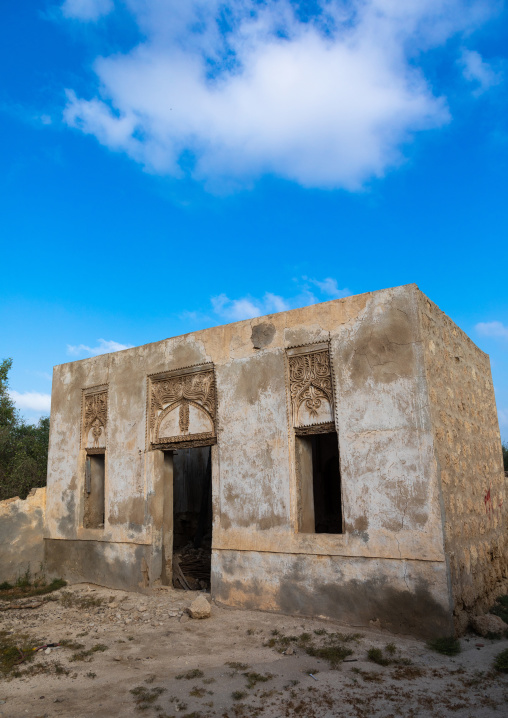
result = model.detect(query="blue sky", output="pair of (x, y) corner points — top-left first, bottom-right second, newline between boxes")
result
(0, 0), (507, 441)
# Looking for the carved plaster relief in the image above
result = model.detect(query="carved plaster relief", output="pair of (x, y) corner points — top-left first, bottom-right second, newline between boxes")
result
(287, 343), (335, 428)
(148, 364), (216, 448)
(82, 386), (108, 451)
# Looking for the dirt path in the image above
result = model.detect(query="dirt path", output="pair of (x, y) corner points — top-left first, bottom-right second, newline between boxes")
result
(1, 583), (507, 717)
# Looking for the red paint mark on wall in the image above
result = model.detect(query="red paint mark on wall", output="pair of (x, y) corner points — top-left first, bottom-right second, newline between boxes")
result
(484, 487), (492, 515)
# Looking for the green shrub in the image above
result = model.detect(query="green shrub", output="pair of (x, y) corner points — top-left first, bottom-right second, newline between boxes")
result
(490, 595), (508, 625)
(493, 648), (508, 673)
(231, 690), (247, 700)
(367, 647), (391, 666)
(305, 644), (353, 667)
(0, 630), (35, 675)
(426, 636), (461, 656)
(0, 576), (66, 601)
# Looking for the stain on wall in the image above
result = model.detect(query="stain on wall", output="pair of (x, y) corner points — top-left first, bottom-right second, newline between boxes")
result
(216, 351), (291, 531)
(45, 538), (152, 591)
(212, 549), (452, 638)
(251, 322), (276, 349)
(332, 286), (446, 564)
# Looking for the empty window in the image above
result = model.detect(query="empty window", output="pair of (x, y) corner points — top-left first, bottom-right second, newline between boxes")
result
(84, 454), (105, 528)
(296, 432), (343, 534)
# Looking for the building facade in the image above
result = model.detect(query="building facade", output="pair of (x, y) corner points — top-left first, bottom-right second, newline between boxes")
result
(44, 284), (507, 637)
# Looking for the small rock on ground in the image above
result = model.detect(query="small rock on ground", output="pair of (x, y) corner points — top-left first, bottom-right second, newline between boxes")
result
(188, 595), (211, 619)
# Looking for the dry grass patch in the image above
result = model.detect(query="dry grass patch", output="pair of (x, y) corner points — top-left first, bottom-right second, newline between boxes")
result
(176, 668), (204, 680)
(59, 591), (104, 609)
(266, 629), (360, 668)
(69, 643), (108, 662)
(0, 629), (36, 676)
(130, 685), (166, 711)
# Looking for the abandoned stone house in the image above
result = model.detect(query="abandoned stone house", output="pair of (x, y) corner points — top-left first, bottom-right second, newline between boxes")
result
(6, 283), (506, 638)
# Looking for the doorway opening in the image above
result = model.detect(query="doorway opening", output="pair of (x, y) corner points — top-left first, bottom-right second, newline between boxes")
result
(172, 445), (212, 590)
(296, 431), (343, 534)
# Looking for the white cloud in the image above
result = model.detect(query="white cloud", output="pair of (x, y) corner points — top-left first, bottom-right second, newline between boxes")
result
(305, 277), (350, 299)
(211, 294), (268, 321)
(61, 0), (114, 21)
(67, 338), (134, 357)
(210, 277), (348, 322)
(61, 0), (493, 190)
(9, 391), (51, 413)
(459, 49), (502, 95)
(475, 321), (508, 340)
(498, 408), (508, 427)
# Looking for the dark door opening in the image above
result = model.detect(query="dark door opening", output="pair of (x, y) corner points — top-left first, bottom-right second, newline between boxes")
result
(311, 432), (343, 533)
(172, 445), (212, 590)
(84, 454), (105, 529)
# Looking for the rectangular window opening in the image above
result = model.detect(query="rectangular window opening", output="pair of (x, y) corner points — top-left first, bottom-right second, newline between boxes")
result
(83, 454), (105, 529)
(296, 432), (343, 534)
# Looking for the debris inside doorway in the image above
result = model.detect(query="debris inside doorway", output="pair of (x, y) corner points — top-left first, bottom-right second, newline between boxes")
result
(173, 544), (211, 590)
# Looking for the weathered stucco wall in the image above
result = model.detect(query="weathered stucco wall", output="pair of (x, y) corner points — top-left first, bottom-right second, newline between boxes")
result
(419, 294), (508, 632)
(45, 539), (152, 591)
(212, 551), (452, 638)
(211, 284), (451, 636)
(0, 488), (46, 583)
(45, 284), (458, 635)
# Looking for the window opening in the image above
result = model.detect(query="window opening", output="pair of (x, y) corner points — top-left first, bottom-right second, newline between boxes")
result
(296, 432), (343, 534)
(83, 454), (105, 528)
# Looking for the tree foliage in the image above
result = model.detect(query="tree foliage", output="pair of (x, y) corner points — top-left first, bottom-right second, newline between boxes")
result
(0, 358), (50, 501)
(503, 442), (508, 472)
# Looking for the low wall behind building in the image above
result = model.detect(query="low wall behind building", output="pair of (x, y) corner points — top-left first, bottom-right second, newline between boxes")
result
(0, 488), (46, 584)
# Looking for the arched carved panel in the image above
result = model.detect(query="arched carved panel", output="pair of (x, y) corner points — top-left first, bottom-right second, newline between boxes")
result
(148, 365), (216, 449)
(82, 385), (108, 451)
(287, 344), (335, 429)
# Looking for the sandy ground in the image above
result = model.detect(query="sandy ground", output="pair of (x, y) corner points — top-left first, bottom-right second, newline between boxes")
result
(1, 583), (507, 718)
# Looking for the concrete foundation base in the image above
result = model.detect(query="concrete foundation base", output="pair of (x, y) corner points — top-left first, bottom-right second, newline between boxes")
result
(212, 549), (454, 639)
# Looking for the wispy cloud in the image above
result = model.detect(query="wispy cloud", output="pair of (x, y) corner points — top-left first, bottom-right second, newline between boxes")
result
(498, 408), (508, 427)
(211, 292), (291, 321)
(67, 338), (134, 357)
(9, 391), (51, 413)
(60, 0), (495, 191)
(475, 321), (508, 340)
(304, 277), (351, 299)
(61, 0), (113, 22)
(207, 277), (349, 322)
(459, 49), (503, 95)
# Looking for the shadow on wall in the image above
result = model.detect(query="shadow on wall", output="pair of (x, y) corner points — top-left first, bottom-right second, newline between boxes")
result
(44, 538), (152, 592)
